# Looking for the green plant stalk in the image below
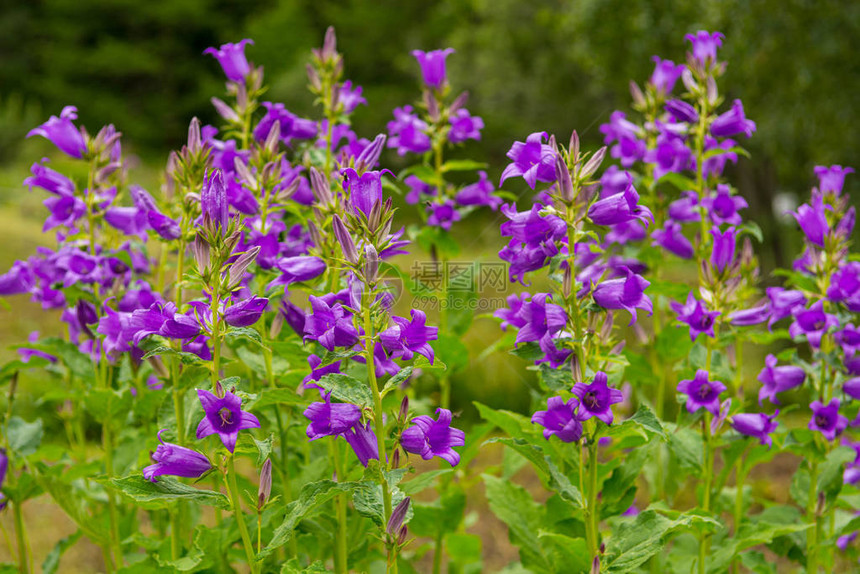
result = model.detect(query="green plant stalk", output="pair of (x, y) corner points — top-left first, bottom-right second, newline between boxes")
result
(807, 459), (819, 574)
(587, 439), (599, 563)
(226, 455), (260, 574)
(363, 304), (396, 573)
(731, 447), (749, 574)
(0, 519), (15, 559)
(332, 439), (348, 574)
(12, 498), (30, 574)
(699, 412), (713, 574)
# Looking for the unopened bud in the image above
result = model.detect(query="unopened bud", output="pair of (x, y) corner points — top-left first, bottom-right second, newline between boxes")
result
(571, 353), (582, 383)
(187, 117), (202, 154)
(426, 93), (440, 122)
(629, 80), (646, 108)
(233, 156), (257, 191)
(591, 556), (600, 574)
(192, 234), (211, 275)
(562, 265), (573, 299)
(269, 308), (285, 339)
(580, 147), (607, 180)
(681, 68), (698, 93)
(355, 134), (386, 172)
(309, 167), (333, 205)
(569, 130), (580, 160)
(258, 458), (272, 510)
(322, 27), (337, 62)
(332, 215), (359, 264)
(264, 120), (282, 155)
(386, 496), (411, 536)
(398, 395), (409, 421)
(555, 154), (574, 203)
(449, 91), (469, 113)
(215, 380), (225, 398)
(306, 64), (321, 91)
(307, 221), (323, 247)
(706, 76), (719, 106)
(391, 448), (401, 470)
(364, 244), (379, 282)
(397, 526), (408, 545)
(227, 245), (260, 291)
(211, 98), (240, 123)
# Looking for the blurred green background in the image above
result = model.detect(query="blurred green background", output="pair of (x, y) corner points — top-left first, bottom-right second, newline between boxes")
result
(1, 0), (859, 415)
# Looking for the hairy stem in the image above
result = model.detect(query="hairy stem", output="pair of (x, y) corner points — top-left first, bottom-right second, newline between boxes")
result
(227, 455), (259, 574)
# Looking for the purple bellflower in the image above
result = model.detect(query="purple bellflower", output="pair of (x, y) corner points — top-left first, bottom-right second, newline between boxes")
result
(201, 169), (230, 232)
(791, 195), (830, 248)
(592, 267), (652, 325)
(809, 399), (848, 441)
(571, 372), (624, 425)
(704, 184), (748, 225)
(303, 296), (359, 351)
(224, 296), (268, 327)
(304, 393), (362, 440)
(710, 100), (756, 138)
(448, 109), (484, 143)
(513, 293), (567, 354)
(196, 388), (261, 452)
(342, 421), (379, 467)
(652, 221), (694, 259)
(685, 31), (724, 66)
(342, 168), (392, 217)
(665, 99), (699, 124)
(731, 411), (779, 448)
(380, 309), (438, 364)
(649, 57), (685, 94)
(400, 408), (465, 466)
(668, 191), (700, 223)
(670, 292), (720, 341)
(427, 200), (461, 230)
(269, 256), (326, 291)
(143, 430), (212, 482)
(455, 171), (501, 210)
(677, 370), (727, 415)
(499, 132), (558, 190)
(27, 106), (87, 158)
(766, 287), (807, 328)
(387, 106), (431, 155)
(587, 180), (653, 227)
(815, 165), (854, 196)
(789, 300), (839, 349)
(728, 304), (770, 327)
(412, 48), (455, 89)
(204, 39), (254, 83)
(531, 397), (583, 443)
(404, 175), (436, 205)
(494, 292), (530, 331)
(710, 227), (736, 273)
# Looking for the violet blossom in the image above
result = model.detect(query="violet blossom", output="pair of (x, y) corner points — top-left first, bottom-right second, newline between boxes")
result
(731, 411), (779, 448)
(412, 48), (455, 89)
(448, 109), (483, 143)
(571, 372), (624, 425)
(499, 132), (558, 190)
(704, 184), (748, 226)
(380, 309), (438, 364)
(304, 393), (362, 440)
(685, 31), (724, 66)
(809, 399), (848, 441)
(815, 165), (854, 196)
(788, 300), (839, 349)
(531, 397), (583, 443)
(27, 106), (87, 158)
(587, 181), (653, 227)
(197, 388), (261, 452)
(143, 430), (212, 482)
(204, 39), (254, 83)
(343, 421), (379, 467)
(652, 221), (694, 259)
(400, 408), (465, 466)
(303, 296), (359, 351)
(677, 369), (726, 415)
(649, 57), (685, 94)
(592, 267), (652, 325)
(670, 292), (720, 341)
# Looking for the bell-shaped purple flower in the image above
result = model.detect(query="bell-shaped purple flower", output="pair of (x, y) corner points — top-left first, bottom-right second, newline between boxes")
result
(531, 396), (583, 443)
(204, 39), (254, 82)
(600, 166), (633, 198)
(386, 106), (431, 155)
(649, 57), (685, 94)
(494, 292), (530, 331)
(704, 184), (748, 225)
(731, 411), (779, 448)
(224, 296), (268, 328)
(0, 261), (32, 296)
(514, 293), (567, 350)
(269, 256), (326, 291)
(304, 392), (362, 441)
(412, 48), (455, 89)
(201, 169), (229, 232)
(196, 388), (261, 452)
(728, 303), (770, 327)
(148, 211), (181, 241)
(342, 421), (379, 467)
(27, 106), (87, 158)
(815, 165), (853, 196)
(427, 200), (461, 230)
(789, 300), (839, 349)
(400, 408), (465, 466)
(592, 267), (652, 325)
(710, 99), (756, 138)
(338, 80), (366, 114)
(809, 399), (848, 441)
(448, 109), (483, 143)
(703, 137), (739, 178)
(404, 175), (436, 205)
(342, 168), (391, 217)
(380, 309), (438, 364)
(303, 296), (359, 351)
(455, 171), (501, 210)
(670, 292), (720, 341)
(668, 190), (700, 223)
(665, 99), (699, 124)
(791, 196), (830, 248)
(677, 369), (727, 415)
(571, 372), (624, 425)
(24, 160), (75, 195)
(499, 132), (558, 190)
(303, 354), (341, 390)
(828, 263), (860, 311)
(587, 180), (653, 227)
(710, 227), (736, 273)
(652, 221), (694, 259)
(767, 287), (807, 328)
(842, 377), (860, 401)
(601, 111), (646, 167)
(685, 31), (724, 66)
(143, 430), (212, 482)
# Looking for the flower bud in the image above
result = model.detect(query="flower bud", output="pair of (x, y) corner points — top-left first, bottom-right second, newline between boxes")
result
(579, 146), (607, 181)
(629, 80), (645, 108)
(211, 97), (240, 123)
(258, 458), (272, 511)
(425, 93), (440, 122)
(449, 91), (469, 113)
(355, 134), (386, 173)
(555, 153), (574, 203)
(306, 63), (321, 91)
(227, 246), (260, 291)
(187, 117), (202, 154)
(332, 215), (359, 265)
(233, 156), (257, 192)
(398, 395), (410, 421)
(391, 448), (401, 470)
(397, 526), (408, 545)
(364, 244), (379, 283)
(264, 120), (281, 155)
(192, 234), (211, 275)
(322, 27), (337, 62)
(309, 167), (333, 205)
(569, 130), (580, 161)
(562, 265), (573, 299)
(386, 496), (411, 536)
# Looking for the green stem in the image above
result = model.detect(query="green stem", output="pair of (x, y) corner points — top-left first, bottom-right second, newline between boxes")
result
(12, 499), (30, 574)
(332, 439), (348, 574)
(731, 448), (749, 574)
(587, 440), (599, 563)
(170, 510), (181, 560)
(432, 531), (444, 574)
(226, 455), (259, 574)
(700, 413), (713, 574)
(807, 459), (819, 574)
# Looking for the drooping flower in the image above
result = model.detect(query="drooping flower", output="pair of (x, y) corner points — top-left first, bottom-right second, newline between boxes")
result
(427, 200), (461, 230)
(592, 267), (652, 325)
(268, 256), (326, 291)
(27, 106), (87, 158)
(455, 171), (501, 210)
(789, 300), (839, 349)
(646, 132), (694, 179)
(757, 357), (803, 408)
(665, 99), (699, 124)
(386, 106), (431, 155)
(710, 227), (736, 273)
(531, 396), (583, 443)
(710, 100), (756, 138)
(809, 399), (848, 441)
(224, 296), (268, 327)
(652, 221), (694, 259)
(196, 388), (261, 452)
(791, 195), (830, 248)
(702, 137), (739, 178)
(400, 408), (465, 466)
(587, 180), (653, 227)
(24, 160), (76, 195)
(342, 168), (391, 217)
(670, 292), (720, 341)
(380, 309), (438, 364)
(513, 293), (567, 351)
(412, 48), (455, 89)
(704, 184), (748, 225)
(342, 421), (379, 467)
(303, 296), (360, 351)
(842, 377), (860, 401)
(448, 109), (483, 143)
(677, 369), (727, 415)
(499, 132), (558, 190)
(728, 304), (770, 327)
(766, 287), (807, 328)
(494, 292), (530, 331)
(649, 57), (685, 94)
(827, 263), (860, 311)
(685, 31), (724, 66)
(600, 166), (634, 198)
(571, 372), (624, 425)
(204, 39), (254, 82)
(143, 430), (212, 482)
(304, 392), (362, 441)
(731, 411), (779, 448)
(815, 165), (854, 196)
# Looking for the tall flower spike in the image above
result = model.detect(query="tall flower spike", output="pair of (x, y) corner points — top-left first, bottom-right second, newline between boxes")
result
(196, 388), (261, 452)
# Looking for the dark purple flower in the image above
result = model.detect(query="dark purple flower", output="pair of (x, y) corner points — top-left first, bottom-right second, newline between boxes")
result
(647, 132), (694, 179)
(668, 190), (700, 223)
(253, 102), (318, 144)
(24, 160), (75, 195)
(791, 195), (830, 248)
(269, 256), (326, 290)
(531, 396), (583, 442)
(303, 354), (341, 389)
(143, 430), (212, 482)
(587, 180), (653, 227)
(843, 377), (860, 400)
(499, 132), (558, 190)
(685, 31), (724, 66)
(342, 168), (391, 217)
(571, 372), (624, 425)
(500, 203), (567, 249)
(201, 169), (229, 232)
(767, 287), (807, 328)
(513, 293), (567, 352)
(404, 175), (436, 204)
(731, 411), (779, 448)
(789, 300), (839, 349)
(704, 184), (748, 225)
(652, 221), (694, 258)
(448, 109), (483, 143)
(649, 57), (685, 94)
(304, 392), (362, 440)
(412, 48), (455, 89)
(387, 106), (431, 155)
(303, 296), (359, 351)
(815, 165), (854, 196)
(427, 200), (461, 230)
(836, 324), (860, 356)
(671, 292), (720, 341)
(702, 137), (739, 178)
(729, 304), (770, 327)
(455, 171), (501, 210)
(809, 399), (848, 441)
(828, 263), (860, 312)
(592, 267), (652, 325)
(677, 369), (727, 415)
(838, 531), (858, 550)
(601, 111), (646, 167)
(204, 39), (254, 82)
(105, 207), (148, 237)
(710, 227), (736, 273)
(0, 261), (32, 296)
(665, 99), (699, 124)
(342, 421), (379, 467)
(711, 99), (756, 138)
(494, 292), (530, 331)
(148, 211), (181, 241)
(97, 306), (135, 357)
(605, 221), (646, 246)
(401, 408), (465, 466)
(43, 193), (86, 232)
(27, 106), (87, 158)
(338, 80), (366, 113)
(380, 309), (438, 364)
(197, 388), (261, 452)
(599, 166), (633, 198)
(224, 296), (268, 327)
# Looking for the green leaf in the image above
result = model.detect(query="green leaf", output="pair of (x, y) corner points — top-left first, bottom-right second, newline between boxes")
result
(353, 481), (411, 527)
(483, 474), (552, 572)
(255, 435), (273, 466)
(509, 341), (546, 362)
(435, 334), (469, 372)
(31, 337), (94, 380)
(441, 159), (487, 172)
(738, 221), (764, 243)
(474, 402), (534, 439)
(485, 437), (550, 476)
(817, 445), (855, 508)
(315, 373), (372, 408)
(400, 469), (453, 496)
(142, 345), (204, 365)
(6, 416), (43, 456)
(655, 326), (695, 364)
(84, 388), (133, 423)
(42, 530), (82, 574)
(35, 465), (108, 545)
(381, 366), (413, 398)
(656, 172), (696, 192)
(537, 363), (573, 392)
(225, 326), (264, 347)
(702, 145), (751, 160)
(604, 510), (699, 573)
(446, 532), (482, 564)
(607, 405), (666, 441)
(546, 457), (584, 508)
(247, 387), (305, 411)
(111, 475), (231, 510)
(707, 522), (811, 573)
(667, 426), (703, 473)
(538, 532), (590, 574)
(280, 560), (329, 573)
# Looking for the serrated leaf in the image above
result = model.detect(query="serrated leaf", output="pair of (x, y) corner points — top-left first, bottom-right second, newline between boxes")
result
(225, 326), (264, 347)
(537, 362), (573, 392)
(474, 402), (534, 440)
(483, 474), (552, 572)
(84, 388), (133, 423)
(142, 345), (204, 365)
(381, 366), (413, 397)
(314, 373), (372, 408)
(111, 475), (231, 510)
(6, 416), (43, 456)
(247, 387), (305, 411)
(604, 510), (698, 573)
